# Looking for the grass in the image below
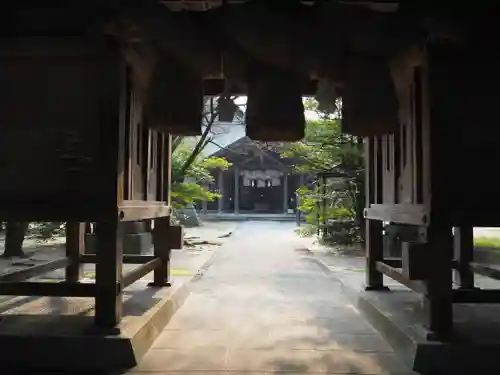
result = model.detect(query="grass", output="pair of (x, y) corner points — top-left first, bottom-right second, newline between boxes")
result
(474, 236), (500, 249)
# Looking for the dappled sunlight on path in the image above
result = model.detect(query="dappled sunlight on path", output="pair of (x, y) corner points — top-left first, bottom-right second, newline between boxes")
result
(130, 222), (415, 375)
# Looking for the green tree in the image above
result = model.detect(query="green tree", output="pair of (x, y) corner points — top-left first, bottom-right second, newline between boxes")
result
(170, 95), (234, 209)
(171, 144), (231, 208)
(281, 100), (364, 244)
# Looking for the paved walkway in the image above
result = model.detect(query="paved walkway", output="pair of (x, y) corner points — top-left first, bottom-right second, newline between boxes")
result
(129, 222), (415, 375)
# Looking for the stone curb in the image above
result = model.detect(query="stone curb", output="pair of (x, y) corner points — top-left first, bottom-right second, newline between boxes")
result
(0, 248), (219, 372)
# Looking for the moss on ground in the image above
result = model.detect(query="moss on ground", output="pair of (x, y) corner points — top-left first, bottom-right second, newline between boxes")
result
(475, 236), (500, 249)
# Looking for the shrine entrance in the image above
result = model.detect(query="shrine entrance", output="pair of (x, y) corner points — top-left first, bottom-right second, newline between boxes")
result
(239, 169), (284, 213)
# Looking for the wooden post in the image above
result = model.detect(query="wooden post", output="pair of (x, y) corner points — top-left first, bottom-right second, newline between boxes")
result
(162, 134), (172, 206)
(424, 223), (453, 339)
(283, 172), (289, 213)
(94, 47), (125, 331)
(453, 226), (475, 289)
(149, 132), (173, 287)
(422, 46), (453, 339)
(65, 222), (85, 283)
(149, 216), (171, 287)
(218, 169), (224, 214)
(365, 137), (387, 290)
(95, 220), (123, 330)
(234, 167), (239, 214)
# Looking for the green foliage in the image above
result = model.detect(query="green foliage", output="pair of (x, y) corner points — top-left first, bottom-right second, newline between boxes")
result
(295, 224), (316, 237)
(171, 145), (231, 208)
(475, 236), (500, 249)
(282, 100), (364, 245)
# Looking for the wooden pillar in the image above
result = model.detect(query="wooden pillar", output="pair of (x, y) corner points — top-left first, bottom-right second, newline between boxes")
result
(365, 137), (387, 290)
(162, 134), (172, 206)
(422, 46), (453, 339)
(453, 226), (475, 289)
(94, 50), (125, 331)
(65, 222), (85, 283)
(149, 133), (173, 287)
(218, 169), (224, 214)
(150, 216), (171, 287)
(95, 220), (123, 330)
(234, 167), (239, 214)
(283, 172), (289, 213)
(424, 223), (453, 339)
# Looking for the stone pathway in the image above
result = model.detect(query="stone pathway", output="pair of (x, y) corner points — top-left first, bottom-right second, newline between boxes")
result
(128, 221), (416, 374)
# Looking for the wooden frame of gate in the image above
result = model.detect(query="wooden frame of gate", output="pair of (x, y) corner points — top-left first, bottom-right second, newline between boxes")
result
(0, 37), (181, 331)
(363, 43), (500, 340)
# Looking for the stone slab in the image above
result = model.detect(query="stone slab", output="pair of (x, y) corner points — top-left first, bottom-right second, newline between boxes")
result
(0, 248), (216, 372)
(309, 254), (500, 374)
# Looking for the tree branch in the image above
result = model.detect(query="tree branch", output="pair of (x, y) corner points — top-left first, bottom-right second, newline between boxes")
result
(180, 97), (219, 176)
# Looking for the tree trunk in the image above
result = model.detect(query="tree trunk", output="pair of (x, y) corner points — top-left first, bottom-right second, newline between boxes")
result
(2, 222), (28, 258)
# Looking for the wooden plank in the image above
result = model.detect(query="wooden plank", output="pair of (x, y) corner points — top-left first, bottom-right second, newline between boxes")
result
(0, 281), (96, 297)
(0, 258), (70, 283)
(65, 222), (86, 282)
(202, 78), (318, 96)
(80, 254), (156, 264)
(383, 257), (402, 268)
(470, 263), (500, 281)
(364, 203), (427, 225)
(122, 258), (162, 288)
(452, 289), (500, 304)
(0, 53), (103, 204)
(375, 261), (427, 295)
(119, 201), (170, 221)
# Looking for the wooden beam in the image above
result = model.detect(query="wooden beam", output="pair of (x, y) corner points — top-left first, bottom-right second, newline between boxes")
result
(452, 289), (500, 304)
(80, 254), (156, 264)
(119, 200), (171, 221)
(0, 258), (70, 283)
(0, 201), (108, 222)
(364, 203), (428, 225)
(470, 263), (500, 281)
(122, 258), (162, 288)
(202, 79), (318, 96)
(0, 281), (96, 297)
(375, 261), (427, 295)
